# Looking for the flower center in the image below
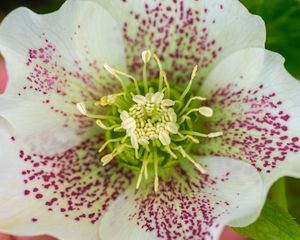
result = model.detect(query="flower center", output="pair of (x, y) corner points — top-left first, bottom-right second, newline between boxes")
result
(121, 92), (177, 148)
(76, 50), (222, 192)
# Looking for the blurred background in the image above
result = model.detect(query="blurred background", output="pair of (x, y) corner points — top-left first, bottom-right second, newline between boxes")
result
(0, 0), (64, 17)
(0, 0), (299, 239)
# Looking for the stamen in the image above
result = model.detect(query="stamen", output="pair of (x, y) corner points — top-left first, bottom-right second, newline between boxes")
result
(103, 64), (128, 95)
(76, 102), (87, 116)
(76, 102), (119, 120)
(162, 71), (170, 98)
(166, 122), (178, 134)
(158, 130), (171, 146)
(180, 130), (208, 138)
(179, 65), (198, 101)
(154, 149), (159, 193)
(162, 99), (175, 107)
(121, 117), (136, 130)
(207, 132), (223, 138)
(178, 115), (191, 125)
(175, 132), (200, 143)
(175, 146), (205, 174)
(131, 134), (139, 150)
(94, 93), (124, 106)
(181, 106), (213, 119)
(95, 120), (119, 130)
(136, 159), (146, 190)
(153, 54), (164, 91)
(151, 92), (164, 103)
(132, 95), (147, 104)
(144, 158), (149, 180)
(162, 145), (178, 159)
(112, 69), (141, 94)
(198, 107), (214, 117)
(120, 110), (130, 121)
(98, 137), (123, 153)
(142, 50), (151, 92)
(178, 96), (206, 116)
(101, 144), (132, 166)
(101, 153), (114, 166)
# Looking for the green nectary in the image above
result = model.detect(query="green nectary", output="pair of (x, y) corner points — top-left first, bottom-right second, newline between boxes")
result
(77, 50), (222, 192)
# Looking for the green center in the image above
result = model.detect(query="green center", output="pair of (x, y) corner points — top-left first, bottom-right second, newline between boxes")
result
(77, 51), (222, 192)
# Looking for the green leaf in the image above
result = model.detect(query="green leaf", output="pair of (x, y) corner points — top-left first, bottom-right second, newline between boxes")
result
(234, 200), (300, 240)
(286, 177), (300, 224)
(241, 0), (300, 79)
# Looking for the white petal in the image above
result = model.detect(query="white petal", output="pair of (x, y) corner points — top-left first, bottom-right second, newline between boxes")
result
(200, 48), (300, 225)
(0, 128), (133, 240)
(151, 92), (164, 103)
(98, 0), (265, 85)
(132, 95), (146, 104)
(165, 122), (178, 134)
(99, 156), (263, 240)
(158, 130), (171, 145)
(0, 0), (126, 155)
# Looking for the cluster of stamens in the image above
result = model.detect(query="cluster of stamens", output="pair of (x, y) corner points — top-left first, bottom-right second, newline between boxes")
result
(121, 92), (177, 149)
(76, 50), (222, 192)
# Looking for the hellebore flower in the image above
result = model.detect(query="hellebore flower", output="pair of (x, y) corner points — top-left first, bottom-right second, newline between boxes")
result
(0, 0), (299, 240)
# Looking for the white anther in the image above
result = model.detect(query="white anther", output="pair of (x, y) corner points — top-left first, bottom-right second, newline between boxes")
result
(126, 128), (135, 137)
(139, 138), (149, 145)
(122, 117), (136, 130)
(168, 110), (177, 122)
(103, 63), (114, 75)
(159, 130), (171, 146)
(151, 92), (164, 103)
(101, 153), (114, 166)
(96, 120), (109, 129)
(95, 94), (117, 106)
(191, 65), (198, 81)
(166, 122), (178, 134)
(142, 50), (151, 63)
(207, 132), (223, 138)
(131, 134), (139, 149)
(120, 111), (130, 121)
(145, 93), (153, 101)
(161, 99), (175, 107)
(107, 94), (116, 104)
(76, 102), (87, 116)
(199, 106), (214, 117)
(133, 95), (147, 104)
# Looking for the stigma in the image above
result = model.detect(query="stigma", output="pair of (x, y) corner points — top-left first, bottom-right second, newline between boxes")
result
(76, 50), (223, 192)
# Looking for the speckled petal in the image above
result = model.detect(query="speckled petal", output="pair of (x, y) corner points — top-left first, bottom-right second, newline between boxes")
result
(99, 156), (263, 240)
(0, 122), (133, 240)
(97, 0), (265, 84)
(199, 48), (300, 225)
(0, 0), (125, 155)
